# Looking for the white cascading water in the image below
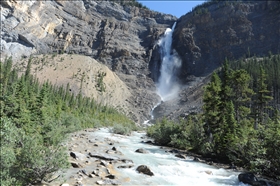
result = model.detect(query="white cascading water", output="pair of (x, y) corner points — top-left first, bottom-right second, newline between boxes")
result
(157, 22), (182, 101)
(143, 23), (182, 124)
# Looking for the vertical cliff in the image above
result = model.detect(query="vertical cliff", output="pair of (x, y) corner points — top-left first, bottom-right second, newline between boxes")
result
(173, 1), (280, 79)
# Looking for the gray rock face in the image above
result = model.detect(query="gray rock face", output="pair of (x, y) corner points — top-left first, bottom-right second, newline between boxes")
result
(1, 0), (176, 123)
(173, 1), (280, 78)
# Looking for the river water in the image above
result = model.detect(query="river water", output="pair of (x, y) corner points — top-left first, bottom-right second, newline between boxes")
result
(92, 128), (248, 186)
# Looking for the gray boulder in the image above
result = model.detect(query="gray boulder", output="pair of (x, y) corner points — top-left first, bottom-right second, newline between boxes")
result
(135, 148), (149, 154)
(238, 172), (269, 186)
(136, 165), (154, 176)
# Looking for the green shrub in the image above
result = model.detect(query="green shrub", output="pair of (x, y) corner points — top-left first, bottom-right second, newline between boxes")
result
(110, 123), (130, 135)
(147, 118), (180, 146)
(0, 117), (20, 185)
(15, 134), (69, 184)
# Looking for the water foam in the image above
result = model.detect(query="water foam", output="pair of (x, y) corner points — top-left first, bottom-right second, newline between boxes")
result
(157, 22), (182, 101)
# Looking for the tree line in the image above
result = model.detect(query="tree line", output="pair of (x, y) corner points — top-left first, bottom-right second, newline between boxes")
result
(147, 54), (280, 179)
(0, 57), (136, 185)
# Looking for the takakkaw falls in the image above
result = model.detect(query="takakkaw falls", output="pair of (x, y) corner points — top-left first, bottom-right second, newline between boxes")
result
(1, 1), (280, 186)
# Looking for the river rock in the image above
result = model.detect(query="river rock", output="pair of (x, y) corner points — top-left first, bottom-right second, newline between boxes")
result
(117, 159), (134, 164)
(238, 172), (259, 185)
(175, 154), (186, 159)
(169, 149), (179, 153)
(136, 165), (154, 176)
(96, 179), (121, 185)
(88, 152), (119, 161)
(92, 169), (102, 177)
(142, 140), (153, 144)
(135, 148), (149, 154)
(61, 184), (70, 186)
(100, 160), (109, 167)
(193, 157), (201, 162)
(205, 170), (213, 175)
(70, 162), (83, 168)
(117, 164), (134, 169)
(79, 169), (88, 176)
(106, 174), (116, 179)
(70, 151), (87, 161)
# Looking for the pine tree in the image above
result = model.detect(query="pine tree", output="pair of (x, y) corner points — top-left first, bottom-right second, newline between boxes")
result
(1, 57), (13, 95)
(25, 56), (32, 81)
(264, 109), (280, 178)
(231, 69), (254, 123)
(254, 67), (273, 129)
(203, 72), (221, 144)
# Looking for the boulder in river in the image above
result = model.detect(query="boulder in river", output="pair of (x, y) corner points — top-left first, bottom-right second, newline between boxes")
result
(238, 172), (269, 186)
(136, 165), (154, 176)
(135, 148), (149, 154)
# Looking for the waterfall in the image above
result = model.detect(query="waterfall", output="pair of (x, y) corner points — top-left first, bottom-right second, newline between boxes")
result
(157, 22), (182, 101)
(144, 23), (182, 125)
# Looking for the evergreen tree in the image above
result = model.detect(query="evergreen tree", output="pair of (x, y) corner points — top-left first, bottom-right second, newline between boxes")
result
(254, 67), (273, 129)
(25, 57), (32, 81)
(231, 69), (254, 123)
(203, 72), (221, 145)
(1, 57), (13, 95)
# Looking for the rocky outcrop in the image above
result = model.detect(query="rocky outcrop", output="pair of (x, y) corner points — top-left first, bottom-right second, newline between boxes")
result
(173, 1), (280, 78)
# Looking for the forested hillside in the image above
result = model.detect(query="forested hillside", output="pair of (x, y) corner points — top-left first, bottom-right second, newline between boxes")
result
(147, 54), (280, 179)
(0, 57), (136, 185)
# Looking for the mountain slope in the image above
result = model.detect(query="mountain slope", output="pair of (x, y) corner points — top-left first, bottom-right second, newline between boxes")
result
(1, 0), (279, 122)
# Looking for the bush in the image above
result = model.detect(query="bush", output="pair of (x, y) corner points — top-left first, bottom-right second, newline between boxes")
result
(0, 117), (20, 185)
(14, 134), (69, 185)
(0, 117), (69, 185)
(110, 123), (133, 135)
(147, 118), (180, 146)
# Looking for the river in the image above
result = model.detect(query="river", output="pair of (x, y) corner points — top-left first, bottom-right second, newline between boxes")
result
(91, 128), (248, 186)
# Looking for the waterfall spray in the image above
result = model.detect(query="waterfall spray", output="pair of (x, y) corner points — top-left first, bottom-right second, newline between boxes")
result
(143, 23), (182, 125)
(157, 22), (182, 101)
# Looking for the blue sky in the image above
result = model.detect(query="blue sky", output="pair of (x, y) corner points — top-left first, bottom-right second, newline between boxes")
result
(138, 1), (206, 18)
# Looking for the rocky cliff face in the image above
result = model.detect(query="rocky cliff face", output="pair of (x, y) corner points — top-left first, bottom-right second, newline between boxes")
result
(1, 0), (177, 123)
(173, 1), (280, 78)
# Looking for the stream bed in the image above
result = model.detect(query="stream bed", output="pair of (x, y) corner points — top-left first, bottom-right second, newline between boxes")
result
(91, 128), (248, 186)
